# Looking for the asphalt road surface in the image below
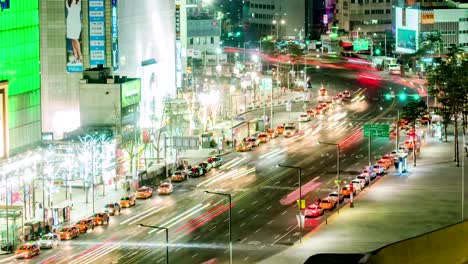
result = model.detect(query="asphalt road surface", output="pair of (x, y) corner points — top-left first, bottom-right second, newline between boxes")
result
(9, 65), (417, 264)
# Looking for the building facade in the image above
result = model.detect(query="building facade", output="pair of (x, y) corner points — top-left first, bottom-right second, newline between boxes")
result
(335, 0), (395, 39)
(0, 0), (42, 156)
(246, 0), (306, 39)
(40, 0), (175, 138)
(394, 6), (468, 54)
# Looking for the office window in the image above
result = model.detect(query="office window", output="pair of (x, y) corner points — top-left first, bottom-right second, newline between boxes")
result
(386, 9), (390, 14)
(365, 10), (370, 14)
(189, 38), (193, 45)
(351, 0), (355, 3)
(195, 37), (200, 45)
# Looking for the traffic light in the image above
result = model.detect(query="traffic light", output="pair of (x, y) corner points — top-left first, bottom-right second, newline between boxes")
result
(236, 31), (241, 37)
(306, 40), (310, 45)
(385, 94), (392, 100)
(398, 93), (407, 101)
(375, 48), (381, 56)
(413, 94), (420, 100)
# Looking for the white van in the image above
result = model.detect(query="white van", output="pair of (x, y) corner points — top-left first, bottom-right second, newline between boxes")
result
(387, 64), (401, 75)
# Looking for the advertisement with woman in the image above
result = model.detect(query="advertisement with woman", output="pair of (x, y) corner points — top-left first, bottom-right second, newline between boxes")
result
(66, 0), (83, 72)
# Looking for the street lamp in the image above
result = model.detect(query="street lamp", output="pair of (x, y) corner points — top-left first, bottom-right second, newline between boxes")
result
(204, 191), (232, 264)
(276, 164), (303, 243)
(318, 141), (342, 212)
(138, 224), (169, 264)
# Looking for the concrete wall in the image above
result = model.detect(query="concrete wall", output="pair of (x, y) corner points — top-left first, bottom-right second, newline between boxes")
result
(368, 220), (468, 264)
(79, 83), (121, 127)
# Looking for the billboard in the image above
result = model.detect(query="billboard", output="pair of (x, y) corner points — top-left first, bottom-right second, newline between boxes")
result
(89, 0), (106, 67)
(121, 79), (141, 108)
(395, 7), (420, 54)
(111, 0), (119, 71)
(353, 39), (369, 51)
(66, 0), (84, 72)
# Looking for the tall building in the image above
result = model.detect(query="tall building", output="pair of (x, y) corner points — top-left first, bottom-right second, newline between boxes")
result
(0, 0), (42, 156)
(40, 0), (175, 138)
(394, 6), (468, 54)
(245, 0), (306, 39)
(335, 0), (395, 39)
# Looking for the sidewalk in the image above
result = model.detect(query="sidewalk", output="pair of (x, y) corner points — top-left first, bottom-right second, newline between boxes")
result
(260, 136), (466, 264)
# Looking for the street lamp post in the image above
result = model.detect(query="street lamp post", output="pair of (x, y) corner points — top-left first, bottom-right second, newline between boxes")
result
(138, 224), (169, 264)
(276, 164), (303, 243)
(318, 142), (341, 212)
(204, 191), (232, 264)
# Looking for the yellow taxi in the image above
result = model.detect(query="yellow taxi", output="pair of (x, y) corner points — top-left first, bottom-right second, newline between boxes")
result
(15, 244), (40, 259)
(171, 170), (187, 182)
(319, 87), (327, 96)
(237, 142), (252, 152)
(135, 186), (153, 199)
(319, 197), (337, 210)
(90, 212), (110, 225)
(120, 195), (136, 208)
(157, 182), (173, 195)
(267, 129), (278, 138)
(276, 125), (285, 134)
(59, 226), (79, 240)
(340, 185), (355, 197)
(257, 133), (270, 143)
(74, 218), (95, 233)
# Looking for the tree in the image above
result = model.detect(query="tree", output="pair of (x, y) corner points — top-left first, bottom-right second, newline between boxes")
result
(286, 42), (304, 61)
(401, 99), (427, 166)
(426, 44), (467, 166)
(260, 40), (279, 57)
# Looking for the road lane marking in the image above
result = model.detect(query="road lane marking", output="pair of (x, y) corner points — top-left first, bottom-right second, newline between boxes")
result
(226, 157), (247, 170)
(267, 220), (274, 225)
(120, 206), (167, 225)
(271, 226), (298, 246)
(151, 203), (210, 234)
(219, 157), (239, 169)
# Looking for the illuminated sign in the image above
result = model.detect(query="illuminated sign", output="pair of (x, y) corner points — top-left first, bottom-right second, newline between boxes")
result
(175, 4), (181, 40)
(421, 13), (434, 24)
(353, 39), (369, 51)
(323, 14), (328, 25)
(1, 0), (10, 11)
(121, 79), (141, 108)
(89, 0), (105, 67)
(111, 0), (119, 71)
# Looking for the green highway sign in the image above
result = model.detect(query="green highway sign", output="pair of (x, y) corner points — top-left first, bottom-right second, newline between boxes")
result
(363, 123), (390, 138)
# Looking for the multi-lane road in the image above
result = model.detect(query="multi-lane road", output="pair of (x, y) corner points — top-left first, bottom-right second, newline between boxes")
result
(8, 66), (416, 264)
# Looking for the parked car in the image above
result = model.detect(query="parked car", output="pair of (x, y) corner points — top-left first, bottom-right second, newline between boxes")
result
(58, 226), (79, 240)
(351, 179), (363, 191)
(15, 244), (40, 259)
(257, 133), (270, 143)
(276, 125), (285, 134)
(171, 170), (187, 182)
(157, 182), (174, 195)
(342, 90), (351, 100)
(304, 204), (324, 218)
(38, 233), (59, 249)
(90, 212), (110, 225)
(319, 197), (337, 210)
(189, 165), (204, 177)
(307, 109), (316, 118)
(298, 113), (310, 122)
(267, 128), (279, 138)
(199, 161), (212, 173)
(244, 137), (260, 147)
(372, 164), (385, 175)
(328, 191), (344, 203)
(74, 218), (95, 233)
(319, 87), (327, 96)
(135, 186), (153, 199)
(340, 185), (356, 197)
(207, 156), (223, 168)
(104, 203), (121, 216)
(361, 169), (377, 180)
(356, 175), (370, 186)
(236, 142), (252, 152)
(119, 195), (136, 208)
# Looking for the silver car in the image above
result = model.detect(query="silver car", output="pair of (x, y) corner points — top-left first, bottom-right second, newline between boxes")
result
(38, 233), (59, 249)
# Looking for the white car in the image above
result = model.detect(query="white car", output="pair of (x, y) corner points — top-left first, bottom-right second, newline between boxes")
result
(298, 113), (310, 122)
(328, 191), (344, 203)
(361, 169), (376, 180)
(38, 233), (60, 249)
(356, 175), (370, 186)
(351, 179), (363, 191)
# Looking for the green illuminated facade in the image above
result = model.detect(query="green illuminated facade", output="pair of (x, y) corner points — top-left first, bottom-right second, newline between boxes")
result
(0, 0), (42, 154)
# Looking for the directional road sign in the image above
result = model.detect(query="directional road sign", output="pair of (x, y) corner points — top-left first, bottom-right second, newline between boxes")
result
(363, 123), (390, 138)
